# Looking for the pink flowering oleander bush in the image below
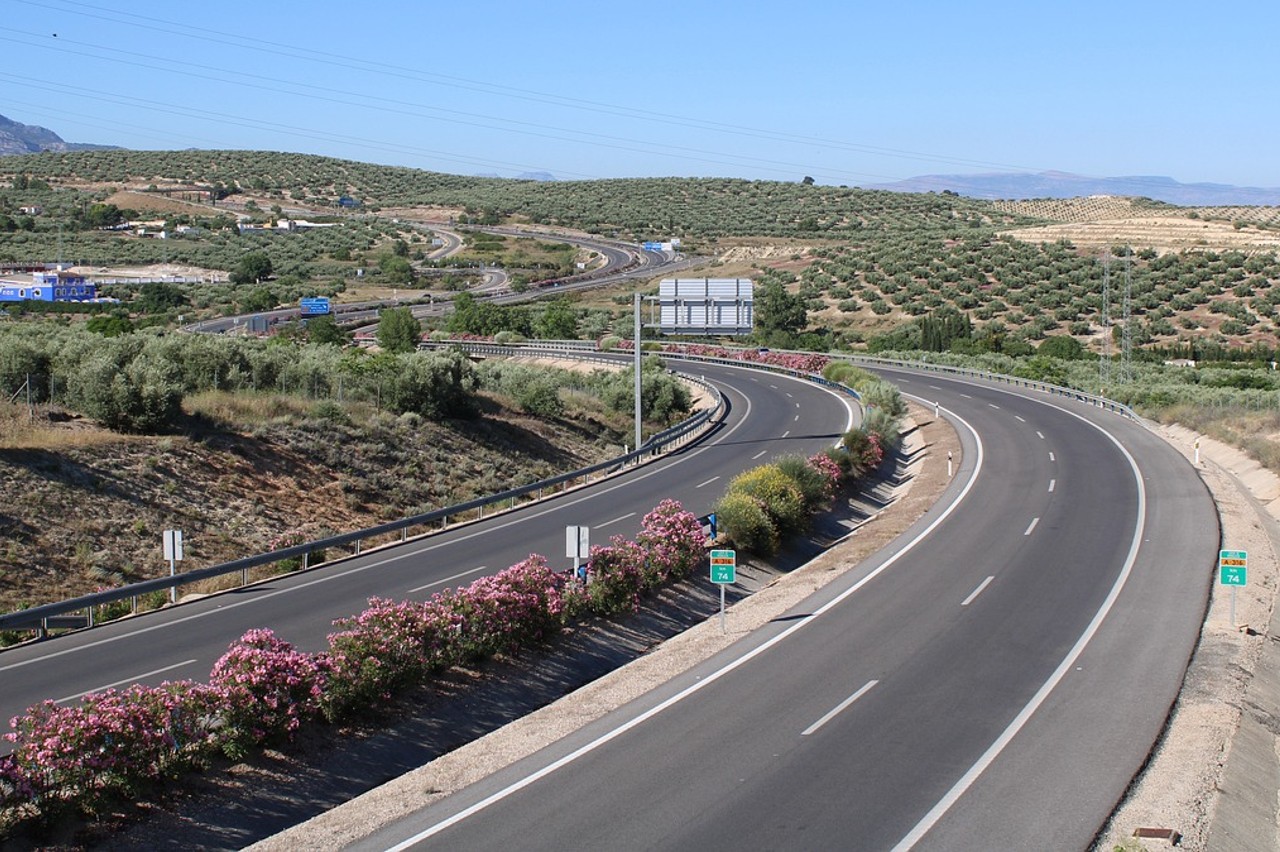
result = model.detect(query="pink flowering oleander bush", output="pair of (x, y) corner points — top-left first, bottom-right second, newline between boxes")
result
(0, 500), (713, 823)
(806, 452), (844, 500)
(1, 680), (219, 818)
(323, 596), (458, 720)
(635, 499), (707, 585)
(654, 343), (830, 375)
(444, 554), (565, 661)
(208, 628), (329, 759)
(842, 427), (885, 475)
(583, 537), (647, 615)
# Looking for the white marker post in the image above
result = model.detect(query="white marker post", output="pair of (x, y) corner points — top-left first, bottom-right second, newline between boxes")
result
(1194, 438), (1201, 465)
(163, 529), (184, 604)
(947, 450), (954, 477)
(566, 525), (590, 585)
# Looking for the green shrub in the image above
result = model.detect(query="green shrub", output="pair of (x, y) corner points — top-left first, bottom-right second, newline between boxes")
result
(713, 491), (779, 555)
(774, 454), (833, 510)
(727, 465), (807, 535)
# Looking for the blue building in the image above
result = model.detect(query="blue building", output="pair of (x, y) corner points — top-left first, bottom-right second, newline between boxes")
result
(0, 270), (101, 303)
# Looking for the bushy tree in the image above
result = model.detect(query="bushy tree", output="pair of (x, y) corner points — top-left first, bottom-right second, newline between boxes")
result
(384, 350), (478, 419)
(377, 306), (421, 353)
(231, 251), (273, 285)
(63, 336), (183, 432)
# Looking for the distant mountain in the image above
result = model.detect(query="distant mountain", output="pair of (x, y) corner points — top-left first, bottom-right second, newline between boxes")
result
(0, 113), (120, 157)
(865, 170), (1280, 207)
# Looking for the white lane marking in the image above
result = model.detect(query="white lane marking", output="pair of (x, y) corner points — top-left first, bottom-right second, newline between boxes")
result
(961, 576), (995, 607)
(769, 384), (778, 389)
(1015, 415), (1025, 423)
(892, 393), (1149, 852)
(751, 450), (768, 460)
(56, 659), (197, 704)
(1037, 431), (1045, 439)
(1049, 452), (1056, 462)
(786, 392), (793, 398)
(960, 393), (973, 399)
(1024, 518), (1040, 536)
(599, 512), (636, 528)
(1048, 479), (1056, 493)
(794, 414), (800, 421)
(928, 385), (941, 390)
(782, 430), (791, 438)
(801, 680), (879, 736)
(408, 566), (488, 594)
(696, 476), (720, 489)
(795, 402), (801, 408)
(385, 409), (987, 850)
(988, 403), (1000, 410)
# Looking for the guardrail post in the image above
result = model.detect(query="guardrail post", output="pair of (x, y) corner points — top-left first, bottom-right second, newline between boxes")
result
(355, 540), (362, 555)
(242, 566), (248, 586)
(87, 606), (94, 628)
(303, 552), (310, 570)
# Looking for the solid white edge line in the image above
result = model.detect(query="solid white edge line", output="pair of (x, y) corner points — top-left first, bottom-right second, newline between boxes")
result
(57, 659), (198, 704)
(801, 680), (879, 736)
(890, 392), (1148, 851)
(408, 566), (488, 594)
(1024, 517), (1039, 536)
(960, 576), (995, 607)
(380, 405), (986, 850)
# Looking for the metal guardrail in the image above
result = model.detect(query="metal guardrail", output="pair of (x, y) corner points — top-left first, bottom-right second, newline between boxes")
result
(0, 355), (725, 637)
(830, 353), (1144, 423)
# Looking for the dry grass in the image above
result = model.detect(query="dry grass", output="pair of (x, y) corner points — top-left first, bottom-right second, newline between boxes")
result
(1155, 405), (1280, 471)
(0, 407), (146, 451)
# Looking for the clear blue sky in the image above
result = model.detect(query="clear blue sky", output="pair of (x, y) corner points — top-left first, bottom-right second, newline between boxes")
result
(4, 0), (1277, 187)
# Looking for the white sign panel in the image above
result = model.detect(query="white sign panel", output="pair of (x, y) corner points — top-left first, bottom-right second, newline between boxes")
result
(566, 525), (590, 559)
(657, 278), (754, 335)
(163, 529), (184, 562)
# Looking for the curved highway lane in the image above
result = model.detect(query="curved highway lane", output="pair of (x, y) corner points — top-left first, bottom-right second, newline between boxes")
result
(0, 363), (854, 747)
(355, 368), (1217, 851)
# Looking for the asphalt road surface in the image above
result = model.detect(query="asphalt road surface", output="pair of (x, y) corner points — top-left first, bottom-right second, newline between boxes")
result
(0, 361), (855, 750)
(353, 367), (1217, 851)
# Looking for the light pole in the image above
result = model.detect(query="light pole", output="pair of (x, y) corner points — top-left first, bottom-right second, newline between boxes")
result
(634, 292), (642, 458)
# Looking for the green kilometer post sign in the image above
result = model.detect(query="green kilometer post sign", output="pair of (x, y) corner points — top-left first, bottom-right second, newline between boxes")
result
(710, 550), (737, 584)
(710, 549), (736, 633)
(1219, 549), (1247, 628)
(1218, 550), (1247, 586)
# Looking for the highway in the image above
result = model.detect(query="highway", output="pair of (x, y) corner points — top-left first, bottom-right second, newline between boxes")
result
(185, 227), (695, 336)
(351, 367), (1218, 851)
(0, 361), (855, 747)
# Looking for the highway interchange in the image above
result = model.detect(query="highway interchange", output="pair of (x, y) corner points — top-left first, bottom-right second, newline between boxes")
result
(0, 349), (1219, 849)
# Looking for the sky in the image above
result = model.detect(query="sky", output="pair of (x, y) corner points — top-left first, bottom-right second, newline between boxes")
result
(3, 0), (1278, 188)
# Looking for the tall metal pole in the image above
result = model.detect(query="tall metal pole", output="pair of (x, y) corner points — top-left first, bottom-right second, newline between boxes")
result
(634, 292), (642, 457)
(1100, 255), (1111, 386)
(1122, 255), (1133, 383)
